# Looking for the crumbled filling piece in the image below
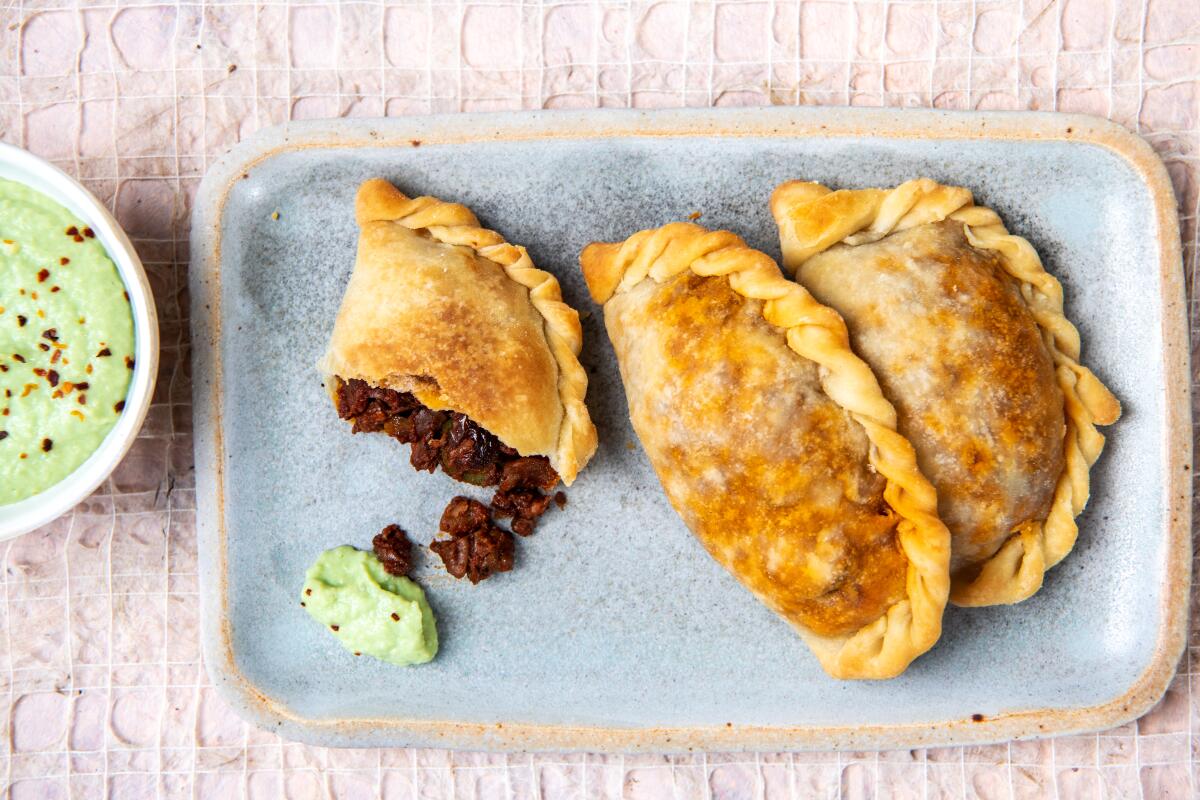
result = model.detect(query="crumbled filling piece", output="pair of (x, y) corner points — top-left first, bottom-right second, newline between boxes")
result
(491, 486), (553, 536)
(429, 496), (514, 584)
(372, 524), (414, 577)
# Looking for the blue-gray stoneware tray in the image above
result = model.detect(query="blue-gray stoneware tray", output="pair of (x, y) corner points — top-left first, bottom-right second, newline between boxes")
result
(190, 107), (1189, 752)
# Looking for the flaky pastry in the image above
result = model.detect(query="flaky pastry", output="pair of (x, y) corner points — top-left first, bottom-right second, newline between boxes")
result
(319, 178), (597, 485)
(581, 223), (950, 679)
(771, 179), (1120, 606)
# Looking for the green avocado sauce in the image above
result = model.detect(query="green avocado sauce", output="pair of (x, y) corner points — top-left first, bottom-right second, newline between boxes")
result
(0, 178), (135, 506)
(302, 546), (439, 666)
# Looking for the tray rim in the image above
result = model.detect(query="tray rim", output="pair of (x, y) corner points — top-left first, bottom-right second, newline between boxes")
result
(190, 106), (1190, 752)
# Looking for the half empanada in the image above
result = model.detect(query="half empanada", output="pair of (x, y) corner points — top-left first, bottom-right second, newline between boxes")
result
(319, 178), (597, 488)
(771, 179), (1120, 607)
(581, 223), (950, 679)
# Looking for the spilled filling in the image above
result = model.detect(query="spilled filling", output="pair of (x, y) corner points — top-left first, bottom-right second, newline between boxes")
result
(334, 377), (561, 544)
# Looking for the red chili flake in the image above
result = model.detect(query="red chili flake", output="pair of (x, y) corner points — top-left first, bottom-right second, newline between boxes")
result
(36, 269), (49, 283)
(50, 286), (60, 293)
(96, 347), (112, 357)
(305, 588), (312, 596)
(554, 491), (567, 509)
(82, 227), (95, 238)
(12, 354), (25, 363)
(2, 409), (9, 417)
(50, 350), (61, 365)
(20, 384), (36, 397)
(41, 438), (52, 452)
(353, 652), (362, 657)
(114, 400), (124, 412)
(330, 625), (339, 632)
(0, 432), (7, 441)
(75, 382), (89, 390)
(47, 370), (59, 387)
(42, 329), (58, 341)
(37, 343), (49, 352)
(390, 613), (400, 621)
(32, 368), (45, 377)
(18, 452), (26, 459)
(84, 364), (91, 374)
(59, 257), (69, 265)
(122, 291), (129, 301)
(77, 394), (86, 405)
(16, 315), (26, 327)
(124, 356), (135, 370)
(73, 235), (84, 243)
(0, 365), (6, 372)
(65, 226), (78, 236)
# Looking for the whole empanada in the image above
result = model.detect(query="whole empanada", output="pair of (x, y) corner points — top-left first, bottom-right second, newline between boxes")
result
(319, 178), (597, 486)
(771, 179), (1120, 606)
(581, 223), (950, 679)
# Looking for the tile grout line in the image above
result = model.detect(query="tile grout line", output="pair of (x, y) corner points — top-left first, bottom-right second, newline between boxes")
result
(99, 6), (125, 797)
(64, 515), (77, 798)
(191, 4), (212, 792)
(159, 2), (187, 796)
(765, 0), (774, 106)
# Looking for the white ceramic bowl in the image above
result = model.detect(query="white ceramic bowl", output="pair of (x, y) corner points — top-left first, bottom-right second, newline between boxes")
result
(0, 143), (159, 540)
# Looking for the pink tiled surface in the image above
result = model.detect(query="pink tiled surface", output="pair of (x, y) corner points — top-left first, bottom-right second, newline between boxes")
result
(0, 1), (1197, 798)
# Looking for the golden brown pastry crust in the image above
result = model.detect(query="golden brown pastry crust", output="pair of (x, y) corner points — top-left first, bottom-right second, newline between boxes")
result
(581, 223), (950, 679)
(771, 178), (1121, 606)
(318, 178), (597, 484)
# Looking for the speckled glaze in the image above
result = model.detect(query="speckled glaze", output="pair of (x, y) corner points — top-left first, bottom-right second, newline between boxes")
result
(190, 107), (1189, 752)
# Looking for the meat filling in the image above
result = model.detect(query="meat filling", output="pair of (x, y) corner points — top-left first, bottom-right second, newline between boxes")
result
(430, 496), (515, 583)
(336, 378), (563, 535)
(372, 524), (414, 577)
(491, 487), (553, 536)
(336, 378), (556, 486)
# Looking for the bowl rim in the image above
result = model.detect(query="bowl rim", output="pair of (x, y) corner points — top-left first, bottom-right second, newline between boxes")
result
(0, 142), (160, 540)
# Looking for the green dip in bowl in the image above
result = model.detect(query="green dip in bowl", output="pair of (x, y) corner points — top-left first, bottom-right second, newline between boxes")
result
(0, 175), (139, 508)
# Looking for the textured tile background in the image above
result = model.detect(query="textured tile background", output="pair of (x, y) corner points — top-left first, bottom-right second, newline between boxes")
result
(0, 0), (1197, 797)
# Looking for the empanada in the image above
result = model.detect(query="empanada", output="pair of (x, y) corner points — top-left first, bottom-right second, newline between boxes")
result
(581, 223), (950, 679)
(771, 179), (1120, 606)
(319, 178), (597, 488)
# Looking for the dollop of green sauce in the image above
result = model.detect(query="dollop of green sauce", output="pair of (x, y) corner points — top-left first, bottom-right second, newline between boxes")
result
(0, 178), (134, 505)
(302, 546), (438, 666)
